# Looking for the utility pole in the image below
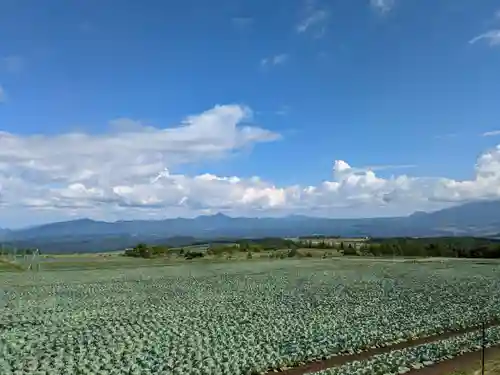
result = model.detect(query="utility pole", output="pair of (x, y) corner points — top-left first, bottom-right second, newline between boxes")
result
(481, 321), (486, 375)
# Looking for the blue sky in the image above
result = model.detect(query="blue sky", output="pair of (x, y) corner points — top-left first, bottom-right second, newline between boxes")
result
(1, 0), (500, 227)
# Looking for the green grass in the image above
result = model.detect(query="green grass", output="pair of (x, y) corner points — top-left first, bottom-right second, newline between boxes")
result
(3, 249), (478, 273)
(33, 251), (283, 271)
(0, 257), (24, 271)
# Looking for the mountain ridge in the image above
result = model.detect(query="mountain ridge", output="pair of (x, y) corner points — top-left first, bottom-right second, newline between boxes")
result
(2, 200), (500, 253)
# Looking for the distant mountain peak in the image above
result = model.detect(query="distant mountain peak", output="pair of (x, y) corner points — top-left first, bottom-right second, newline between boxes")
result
(72, 218), (98, 223)
(3, 200), (500, 254)
(197, 212), (232, 220)
(409, 211), (428, 218)
(212, 212), (230, 218)
(193, 213), (234, 225)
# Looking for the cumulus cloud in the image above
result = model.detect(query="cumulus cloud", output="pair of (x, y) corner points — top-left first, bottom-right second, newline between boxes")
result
(2, 104), (500, 223)
(469, 30), (500, 46)
(260, 54), (289, 68)
(370, 0), (396, 14)
(0, 104), (278, 212)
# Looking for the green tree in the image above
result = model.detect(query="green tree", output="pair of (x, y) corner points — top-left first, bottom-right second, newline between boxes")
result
(343, 245), (358, 256)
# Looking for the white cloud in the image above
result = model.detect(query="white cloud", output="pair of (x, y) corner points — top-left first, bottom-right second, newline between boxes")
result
(469, 30), (500, 46)
(1, 56), (24, 73)
(0, 105), (278, 216)
(296, 0), (329, 37)
(0, 85), (6, 102)
(260, 54), (289, 68)
(2, 104), (500, 225)
(483, 130), (500, 137)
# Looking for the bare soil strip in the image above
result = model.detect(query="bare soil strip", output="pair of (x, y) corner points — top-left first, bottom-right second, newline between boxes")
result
(265, 322), (499, 375)
(407, 345), (500, 375)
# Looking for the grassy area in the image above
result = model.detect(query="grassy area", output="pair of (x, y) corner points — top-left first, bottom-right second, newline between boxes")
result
(0, 261), (19, 271)
(4, 248), (498, 273)
(0, 257), (25, 271)
(5, 248), (345, 272)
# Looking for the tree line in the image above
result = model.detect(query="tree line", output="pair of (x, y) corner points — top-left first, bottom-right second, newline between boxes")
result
(365, 237), (500, 258)
(0, 247), (40, 256)
(123, 237), (500, 260)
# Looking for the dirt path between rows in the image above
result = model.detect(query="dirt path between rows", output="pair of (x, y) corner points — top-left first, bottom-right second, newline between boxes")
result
(409, 345), (500, 375)
(265, 322), (499, 375)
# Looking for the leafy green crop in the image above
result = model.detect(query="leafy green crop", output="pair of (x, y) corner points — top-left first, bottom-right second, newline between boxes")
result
(0, 260), (499, 374)
(312, 326), (500, 375)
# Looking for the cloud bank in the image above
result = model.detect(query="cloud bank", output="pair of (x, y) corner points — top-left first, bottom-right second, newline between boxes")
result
(1, 104), (500, 224)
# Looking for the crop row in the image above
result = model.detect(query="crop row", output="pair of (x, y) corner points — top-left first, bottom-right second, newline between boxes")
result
(312, 325), (500, 375)
(1, 261), (499, 374)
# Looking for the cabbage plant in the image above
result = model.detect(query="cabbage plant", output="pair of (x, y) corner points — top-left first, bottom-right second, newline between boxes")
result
(1, 259), (499, 374)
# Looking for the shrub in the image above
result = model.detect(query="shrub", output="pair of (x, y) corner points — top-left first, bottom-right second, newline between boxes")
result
(184, 251), (204, 260)
(343, 247), (359, 256)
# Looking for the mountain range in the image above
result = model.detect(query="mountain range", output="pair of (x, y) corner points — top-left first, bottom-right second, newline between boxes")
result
(1, 200), (500, 253)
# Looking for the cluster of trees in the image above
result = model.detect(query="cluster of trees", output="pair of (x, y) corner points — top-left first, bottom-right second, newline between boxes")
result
(206, 238), (298, 255)
(365, 238), (500, 258)
(124, 243), (171, 258)
(0, 247), (40, 259)
(124, 238), (300, 260)
(124, 243), (212, 260)
(237, 238), (298, 251)
(294, 236), (500, 259)
(299, 240), (361, 251)
(124, 237), (500, 260)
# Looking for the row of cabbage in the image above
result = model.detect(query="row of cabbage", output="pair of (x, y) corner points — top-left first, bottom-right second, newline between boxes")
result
(1, 260), (499, 374)
(312, 325), (500, 375)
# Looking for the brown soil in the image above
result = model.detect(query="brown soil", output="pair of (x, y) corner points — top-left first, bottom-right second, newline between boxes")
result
(408, 346), (500, 375)
(265, 322), (499, 375)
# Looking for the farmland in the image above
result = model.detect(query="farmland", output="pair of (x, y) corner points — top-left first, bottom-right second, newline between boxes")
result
(0, 258), (499, 374)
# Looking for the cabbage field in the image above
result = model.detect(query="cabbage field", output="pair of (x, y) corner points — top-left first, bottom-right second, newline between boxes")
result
(311, 325), (500, 375)
(0, 259), (499, 375)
